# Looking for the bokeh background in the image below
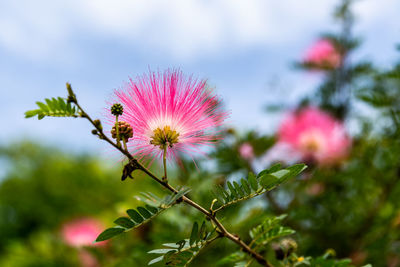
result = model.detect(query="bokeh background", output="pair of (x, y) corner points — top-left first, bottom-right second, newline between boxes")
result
(1, 0), (400, 266)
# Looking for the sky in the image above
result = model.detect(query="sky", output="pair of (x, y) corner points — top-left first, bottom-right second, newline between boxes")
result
(1, 0), (399, 154)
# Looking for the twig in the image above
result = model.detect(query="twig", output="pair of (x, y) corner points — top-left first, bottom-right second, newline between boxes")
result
(72, 96), (269, 266)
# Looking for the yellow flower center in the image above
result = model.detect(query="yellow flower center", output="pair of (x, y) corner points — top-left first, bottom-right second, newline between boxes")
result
(298, 256), (304, 262)
(150, 126), (180, 149)
(299, 130), (325, 153)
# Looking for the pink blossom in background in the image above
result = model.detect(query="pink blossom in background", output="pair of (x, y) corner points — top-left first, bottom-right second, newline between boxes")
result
(260, 142), (303, 167)
(61, 218), (106, 247)
(239, 142), (254, 160)
(277, 107), (351, 165)
(303, 39), (342, 69)
(108, 69), (227, 163)
(306, 182), (325, 196)
(78, 250), (99, 267)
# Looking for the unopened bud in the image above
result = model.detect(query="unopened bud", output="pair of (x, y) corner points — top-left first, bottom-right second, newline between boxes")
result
(93, 119), (103, 130)
(111, 103), (124, 116)
(91, 129), (98, 135)
(66, 82), (76, 103)
(111, 121), (133, 142)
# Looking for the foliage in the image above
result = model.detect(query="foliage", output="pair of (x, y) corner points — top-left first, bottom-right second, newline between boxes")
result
(4, 0), (400, 266)
(148, 221), (217, 266)
(24, 97), (79, 120)
(211, 164), (306, 212)
(96, 188), (191, 242)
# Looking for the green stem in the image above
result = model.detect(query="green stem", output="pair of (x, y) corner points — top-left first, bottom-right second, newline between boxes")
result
(115, 115), (121, 148)
(122, 138), (128, 152)
(163, 146), (168, 182)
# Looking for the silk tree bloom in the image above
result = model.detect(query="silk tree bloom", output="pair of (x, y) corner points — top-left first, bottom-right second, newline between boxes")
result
(61, 218), (106, 247)
(277, 107), (351, 165)
(303, 39), (342, 70)
(239, 142), (254, 160)
(108, 69), (227, 163)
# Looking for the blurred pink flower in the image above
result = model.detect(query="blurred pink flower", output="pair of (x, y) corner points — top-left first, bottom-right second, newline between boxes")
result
(239, 142), (254, 160)
(303, 39), (341, 69)
(61, 218), (106, 247)
(277, 107), (351, 165)
(79, 250), (99, 267)
(108, 69), (227, 163)
(306, 182), (325, 196)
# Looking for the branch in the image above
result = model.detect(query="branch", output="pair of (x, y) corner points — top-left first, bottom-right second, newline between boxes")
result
(70, 89), (269, 266)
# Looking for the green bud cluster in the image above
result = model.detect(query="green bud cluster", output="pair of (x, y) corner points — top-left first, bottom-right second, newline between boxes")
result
(111, 103), (124, 116)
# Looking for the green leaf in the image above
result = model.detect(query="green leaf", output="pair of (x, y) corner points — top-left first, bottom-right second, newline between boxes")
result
(127, 209), (144, 223)
(145, 205), (159, 214)
(96, 227), (125, 242)
(171, 187), (191, 203)
(270, 169), (290, 180)
(137, 206), (152, 219)
(114, 217), (135, 228)
(241, 178), (251, 195)
(216, 185), (229, 203)
(26, 97), (79, 120)
(233, 181), (245, 197)
(58, 97), (66, 110)
(227, 181), (238, 198)
(286, 163), (308, 177)
(45, 98), (55, 110)
(189, 222), (199, 246)
(248, 172), (258, 191)
(257, 163), (282, 178)
(249, 215), (294, 247)
(36, 101), (49, 112)
(148, 221), (216, 266)
(212, 188), (225, 204)
(148, 249), (177, 254)
(24, 110), (40, 118)
(148, 256), (164, 265)
(212, 164), (307, 213)
(102, 189), (190, 243)
(260, 174), (279, 189)
(198, 221), (207, 240)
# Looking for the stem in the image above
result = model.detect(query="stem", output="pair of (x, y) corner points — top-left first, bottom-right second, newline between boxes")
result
(185, 235), (221, 266)
(115, 115), (121, 148)
(163, 146), (168, 182)
(122, 138), (128, 152)
(73, 99), (269, 266)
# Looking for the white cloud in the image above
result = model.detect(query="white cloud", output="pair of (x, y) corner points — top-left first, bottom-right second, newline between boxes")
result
(0, 1), (72, 61)
(0, 0), (397, 63)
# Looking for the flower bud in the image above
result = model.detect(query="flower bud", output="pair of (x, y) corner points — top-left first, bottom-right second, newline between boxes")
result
(66, 82), (76, 103)
(93, 119), (103, 130)
(111, 121), (133, 142)
(111, 103), (124, 116)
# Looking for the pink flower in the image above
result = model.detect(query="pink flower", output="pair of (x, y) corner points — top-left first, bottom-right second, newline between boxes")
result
(306, 182), (325, 196)
(303, 39), (341, 69)
(239, 143), (254, 160)
(79, 250), (99, 267)
(108, 69), (227, 163)
(277, 107), (351, 165)
(61, 218), (106, 247)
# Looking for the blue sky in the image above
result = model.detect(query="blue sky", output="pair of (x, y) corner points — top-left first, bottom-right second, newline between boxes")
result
(1, 0), (399, 153)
